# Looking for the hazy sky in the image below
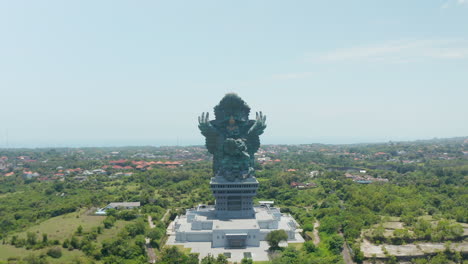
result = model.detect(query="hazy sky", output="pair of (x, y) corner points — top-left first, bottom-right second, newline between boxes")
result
(1, 1), (467, 147)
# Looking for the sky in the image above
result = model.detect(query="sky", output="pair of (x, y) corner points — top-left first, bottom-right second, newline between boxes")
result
(0, 0), (467, 148)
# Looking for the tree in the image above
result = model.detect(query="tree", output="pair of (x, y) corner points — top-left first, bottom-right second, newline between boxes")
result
(187, 253), (200, 264)
(118, 210), (137, 221)
(200, 254), (216, 264)
(371, 224), (385, 244)
(62, 238), (69, 248)
(265, 229), (288, 249)
(42, 233), (48, 245)
(10, 235), (17, 246)
(392, 229), (411, 245)
(303, 240), (317, 253)
(106, 208), (117, 217)
(103, 216), (116, 229)
(241, 258), (253, 264)
(22, 254), (48, 264)
(125, 219), (146, 237)
(147, 228), (164, 248)
(302, 223), (314, 232)
(47, 247), (62, 258)
(328, 234), (344, 255)
(216, 254), (228, 264)
(76, 225), (83, 235)
(26, 232), (37, 246)
(70, 236), (80, 249)
(271, 247), (300, 264)
(159, 246), (189, 264)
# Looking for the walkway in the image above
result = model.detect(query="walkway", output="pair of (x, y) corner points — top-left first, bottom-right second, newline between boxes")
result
(160, 209), (170, 222)
(146, 209), (171, 263)
(313, 221), (320, 245)
(340, 231), (355, 264)
(146, 215), (156, 263)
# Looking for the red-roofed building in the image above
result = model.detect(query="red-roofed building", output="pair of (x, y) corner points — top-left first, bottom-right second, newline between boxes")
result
(290, 182), (300, 187)
(66, 168), (82, 174)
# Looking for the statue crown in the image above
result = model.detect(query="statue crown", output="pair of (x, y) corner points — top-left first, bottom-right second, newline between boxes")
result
(214, 93), (250, 121)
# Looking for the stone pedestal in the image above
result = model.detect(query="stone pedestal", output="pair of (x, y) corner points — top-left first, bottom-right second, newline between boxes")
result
(210, 176), (259, 218)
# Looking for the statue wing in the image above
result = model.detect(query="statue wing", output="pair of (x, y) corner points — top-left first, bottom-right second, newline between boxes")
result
(202, 124), (220, 155)
(198, 113), (221, 155)
(246, 133), (261, 157)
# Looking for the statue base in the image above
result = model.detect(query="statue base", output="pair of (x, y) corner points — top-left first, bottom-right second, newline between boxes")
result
(210, 176), (259, 219)
(166, 203), (304, 262)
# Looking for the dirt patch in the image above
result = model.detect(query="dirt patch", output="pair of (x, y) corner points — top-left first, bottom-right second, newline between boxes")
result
(361, 239), (468, 258)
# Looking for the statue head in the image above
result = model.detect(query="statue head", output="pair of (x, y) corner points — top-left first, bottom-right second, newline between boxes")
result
(214, 93), (250, 123)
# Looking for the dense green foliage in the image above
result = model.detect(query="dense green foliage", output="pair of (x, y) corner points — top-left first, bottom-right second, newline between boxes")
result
(0, 138), (466, 263)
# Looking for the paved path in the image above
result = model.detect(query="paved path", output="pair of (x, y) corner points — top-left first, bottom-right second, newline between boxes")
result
(313, 221), (320, 245)
(148, 215), (156, 228)
(160, 209), (170, 222)
(340, 232), (355, 264)
(146, 237), (157, 263)
(146, 215), (157, 263)
(145, 209), (171, 263)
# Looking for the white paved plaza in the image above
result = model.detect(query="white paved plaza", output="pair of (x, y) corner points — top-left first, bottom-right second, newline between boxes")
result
(166, 225), (304, 262)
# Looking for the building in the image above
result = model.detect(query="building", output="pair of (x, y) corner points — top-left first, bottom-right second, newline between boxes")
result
(95, 202), (141, 215)
(107, 202), (141, 209)
(167, 165), (304, 261)
(171, 202), (301, 248)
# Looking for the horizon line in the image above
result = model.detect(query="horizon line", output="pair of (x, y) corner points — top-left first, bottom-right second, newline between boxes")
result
(0, 136), (466, 149)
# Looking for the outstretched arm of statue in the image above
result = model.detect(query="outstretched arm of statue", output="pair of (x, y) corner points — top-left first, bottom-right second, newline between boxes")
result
(198, 112), (217, 135)
(248, 111), (267, 135)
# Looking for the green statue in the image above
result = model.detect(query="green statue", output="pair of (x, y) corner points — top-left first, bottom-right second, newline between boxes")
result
(198, 93), (266, 181)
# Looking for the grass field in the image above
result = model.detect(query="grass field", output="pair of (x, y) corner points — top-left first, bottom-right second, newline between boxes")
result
(15, 208), (105, 241)
(0, 208), (103, 263)
(48, 249), (91, 264)
(171, 244), (192, 254)
(96, 220), (128, 243)
(0, 208), (128, 263)
(0, 244), (92, 263)
(0, 244), (30, 261)
(287, 242), (303, 250)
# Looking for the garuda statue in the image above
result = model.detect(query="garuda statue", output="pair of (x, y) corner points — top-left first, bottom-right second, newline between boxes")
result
(198, 93), (266, 181)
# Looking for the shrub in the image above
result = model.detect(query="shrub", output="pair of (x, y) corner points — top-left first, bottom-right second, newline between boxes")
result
(47, 247), (62, 258)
